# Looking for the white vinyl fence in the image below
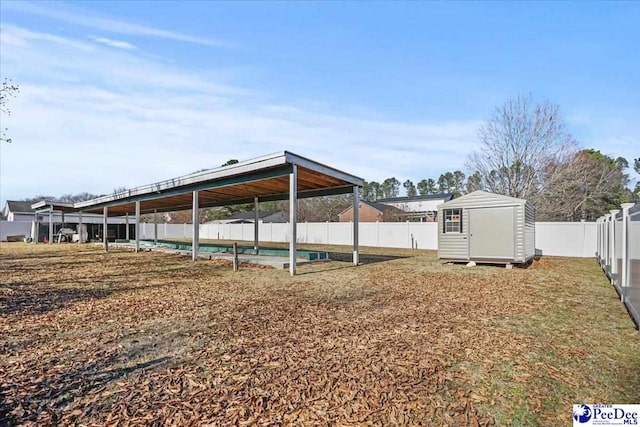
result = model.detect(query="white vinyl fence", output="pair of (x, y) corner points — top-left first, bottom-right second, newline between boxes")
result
(596, 203), (639, 329)
(0, 221), (32, 241)
(534, 221), (596, 257)
(137, 221), (598, 257)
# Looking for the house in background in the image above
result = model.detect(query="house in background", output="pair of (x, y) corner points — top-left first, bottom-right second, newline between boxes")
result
(207, 210), (288, 224)
(338, 200), (404, 222)
(2, 201), (36, 221)
(375, 193), (454, 222)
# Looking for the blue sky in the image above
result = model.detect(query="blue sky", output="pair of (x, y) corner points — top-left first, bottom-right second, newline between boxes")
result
(1, 1), (638, 204)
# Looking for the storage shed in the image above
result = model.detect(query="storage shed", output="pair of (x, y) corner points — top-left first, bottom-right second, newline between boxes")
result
(437, 190), (535, 264)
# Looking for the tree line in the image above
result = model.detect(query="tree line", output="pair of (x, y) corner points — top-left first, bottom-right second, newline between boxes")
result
(361, 170), (475, 201)
(363, 95), (638, 221)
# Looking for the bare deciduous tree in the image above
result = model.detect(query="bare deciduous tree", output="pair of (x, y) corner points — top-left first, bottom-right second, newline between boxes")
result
(538, 150), (629, 221)
(1, 78), (19, 143)
(282, 195), (351, 222)
(467, 95), (576, 200)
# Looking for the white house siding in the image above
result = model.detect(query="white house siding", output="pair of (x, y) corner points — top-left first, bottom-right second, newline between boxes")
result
(383, 199), (447, 213)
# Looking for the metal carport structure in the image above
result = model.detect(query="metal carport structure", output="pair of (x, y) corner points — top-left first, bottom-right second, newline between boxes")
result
(73, 151), (364, 275)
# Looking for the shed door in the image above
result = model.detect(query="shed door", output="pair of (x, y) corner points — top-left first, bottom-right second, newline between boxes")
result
(469, 207), (515, 259)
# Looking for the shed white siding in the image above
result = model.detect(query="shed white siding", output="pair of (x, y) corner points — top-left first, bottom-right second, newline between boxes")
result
(437, 191), (535, 264)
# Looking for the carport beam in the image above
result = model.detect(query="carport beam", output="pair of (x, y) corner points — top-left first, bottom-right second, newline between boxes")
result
(289, 165), (297, 276)
(192, 191), (199, 261)
(103, 206), (109, 252)
(254, 197), (259, 252)
(135, 201), (140, 252)
(353, 185), (359, 266)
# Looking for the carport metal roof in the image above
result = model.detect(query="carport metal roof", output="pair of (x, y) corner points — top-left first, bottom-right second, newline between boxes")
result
(73, 151), (364, 216)
(31, 200), (76, 214)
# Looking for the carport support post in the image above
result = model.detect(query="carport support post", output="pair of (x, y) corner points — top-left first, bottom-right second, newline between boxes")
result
(289, 164), (297, 276)
(192, 191), (199, 261)
(103, 206), (109, 252)
(353, 185), (359, 266)
(48, 205), (53, 245)
(154, 210), (158, 246)
(609, 209), (619, 285)
(125, 213), (129, 241)
(135, 201), (140, 253)
(78, 211), (83, 243)
(621, 203), (634, 303)
(254, 197), (259, 253)
(33, 212), (38, 244)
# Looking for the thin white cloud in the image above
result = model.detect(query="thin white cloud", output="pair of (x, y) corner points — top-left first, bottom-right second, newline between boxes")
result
(0, 24), (95, 51)
(88, 35), (136, 50)
(4, 1), (231, 47)
(1, 25), (480, 202)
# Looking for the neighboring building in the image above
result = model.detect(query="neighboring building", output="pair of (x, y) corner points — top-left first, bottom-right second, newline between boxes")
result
(375, 193), (454, 222)
(1, 200), (136, 242)
(2, 201), (36, 222)
(207, 210), (288, 224)
(338, 200), (404, 222)
(437, 190), (535, 265)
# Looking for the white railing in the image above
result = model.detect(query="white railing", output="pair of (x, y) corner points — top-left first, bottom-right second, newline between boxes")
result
(596, 203), (640, 329)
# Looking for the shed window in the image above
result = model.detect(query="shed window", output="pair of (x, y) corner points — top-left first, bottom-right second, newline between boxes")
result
(444, 209), (462, 233)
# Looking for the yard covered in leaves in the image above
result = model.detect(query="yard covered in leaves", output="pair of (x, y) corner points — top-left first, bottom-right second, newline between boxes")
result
(1, 242), (639, 426)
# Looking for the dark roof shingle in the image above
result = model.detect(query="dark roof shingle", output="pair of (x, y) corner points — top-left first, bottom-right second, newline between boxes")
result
(6, 201), (37, 213)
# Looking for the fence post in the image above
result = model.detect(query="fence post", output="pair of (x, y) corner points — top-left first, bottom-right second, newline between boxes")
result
(595, 217), (601, 262)
(600, 217), (604, 264)
(376, 221), (380, 247)
(609, 210), (620, 285)
(604, 214), (611, 275)
(233, 242), (238, 272)
(621, 203), (635, 303)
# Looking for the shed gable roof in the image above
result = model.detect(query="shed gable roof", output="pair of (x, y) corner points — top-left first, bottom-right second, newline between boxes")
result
(437, 190), (527, 209)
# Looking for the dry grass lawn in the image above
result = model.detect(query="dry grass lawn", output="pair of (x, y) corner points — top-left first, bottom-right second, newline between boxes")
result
(1, 242), (639, 426)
